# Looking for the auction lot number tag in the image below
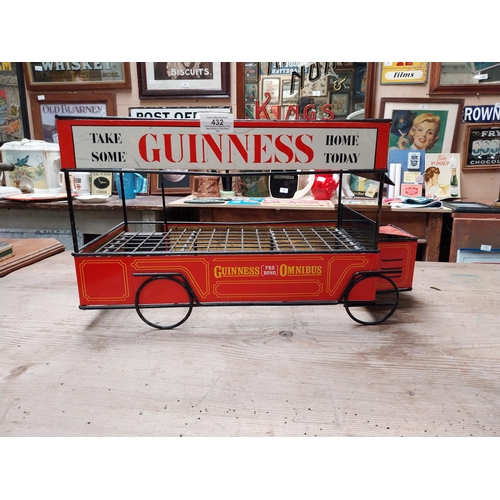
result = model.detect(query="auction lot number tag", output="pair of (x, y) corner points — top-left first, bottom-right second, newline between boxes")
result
(199, 113), (234, 133)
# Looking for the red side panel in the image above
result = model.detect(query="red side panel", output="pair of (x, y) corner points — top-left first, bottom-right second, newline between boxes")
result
(74, 252), (380, 307)
(377, 225), (418, 290)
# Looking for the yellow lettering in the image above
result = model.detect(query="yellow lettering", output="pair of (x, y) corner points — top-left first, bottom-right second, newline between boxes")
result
(279, 264), (322, 276)
(214, 265), (260, 278)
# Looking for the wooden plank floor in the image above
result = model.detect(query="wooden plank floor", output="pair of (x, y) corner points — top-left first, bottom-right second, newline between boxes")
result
(1, 251), (499, 437)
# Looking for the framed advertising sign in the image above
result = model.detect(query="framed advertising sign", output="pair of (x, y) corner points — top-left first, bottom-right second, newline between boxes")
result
(23, 63), (131, 91)
(30, 92), (117, 143)
(380, 62), (428, 85)
(55, 117), (391, 173)
(129, 107), (231, 119)
(137, 62), (230, 99)
(463, 123), (500, 170)
(379, 97), (464, 153)
(0, 62), (30, 142)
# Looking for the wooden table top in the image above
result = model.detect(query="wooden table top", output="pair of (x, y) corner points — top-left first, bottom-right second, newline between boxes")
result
(1, 250), (499, 437)
(0, 194), (180, 211)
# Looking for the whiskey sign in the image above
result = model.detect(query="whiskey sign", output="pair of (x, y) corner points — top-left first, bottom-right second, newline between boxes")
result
(23, 63), (131, 91)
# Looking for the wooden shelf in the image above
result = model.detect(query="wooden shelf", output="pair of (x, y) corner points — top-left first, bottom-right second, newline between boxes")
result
(0, 238), (65, 277)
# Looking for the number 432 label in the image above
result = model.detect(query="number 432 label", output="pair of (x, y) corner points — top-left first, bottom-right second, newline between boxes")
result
(199, 113), (234, 133)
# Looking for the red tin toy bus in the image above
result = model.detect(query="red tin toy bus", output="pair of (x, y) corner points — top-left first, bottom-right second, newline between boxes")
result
(56, 116), (417, 329)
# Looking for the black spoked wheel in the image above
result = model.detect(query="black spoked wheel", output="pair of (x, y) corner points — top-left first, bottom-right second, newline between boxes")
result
(135, 275), (194, 330)
(344, 274), (399, 325)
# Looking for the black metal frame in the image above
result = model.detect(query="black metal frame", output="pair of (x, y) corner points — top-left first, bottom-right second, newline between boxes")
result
(64, 167), (405, 328)
(65, 169), (385, 255)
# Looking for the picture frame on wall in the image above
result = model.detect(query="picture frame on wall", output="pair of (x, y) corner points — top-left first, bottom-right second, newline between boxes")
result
(329, 93), (350, 117)
(462, 123), (500, 170)
(29, 92), (117, 143)
(355, 65), (367, 99)
(281, 78), (299, 104)
(22, 62), (131, 91)
(429, 62), (500, 95)
(0, 62), (30, 142)
(245, 82), (258, 102)
(137, 62), (230, 99)
(261, 78), (280, 104)
(301, 76), (328, 97)
(150, 172), (194, 195)
(379, 97), (465, 153)
(329, 70), (352, 93)
(244, 63), (258, 82)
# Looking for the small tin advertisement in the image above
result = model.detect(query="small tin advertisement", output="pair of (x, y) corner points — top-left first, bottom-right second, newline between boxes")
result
(463, 124), (500, 170)
(380, 63), (428, 85)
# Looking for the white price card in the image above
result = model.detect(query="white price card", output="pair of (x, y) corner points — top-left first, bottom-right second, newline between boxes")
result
(199, 113), (234, 133)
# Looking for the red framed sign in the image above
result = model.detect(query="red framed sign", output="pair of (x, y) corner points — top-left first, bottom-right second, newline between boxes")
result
(56, 117), (391, 172)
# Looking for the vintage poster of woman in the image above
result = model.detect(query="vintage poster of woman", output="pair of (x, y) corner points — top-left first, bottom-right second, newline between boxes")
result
(380, 98), (465, 154)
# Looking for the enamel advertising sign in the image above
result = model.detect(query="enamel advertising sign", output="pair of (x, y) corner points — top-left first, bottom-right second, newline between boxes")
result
(380, 63), (428, 85)
(56, 117), (390, 172)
